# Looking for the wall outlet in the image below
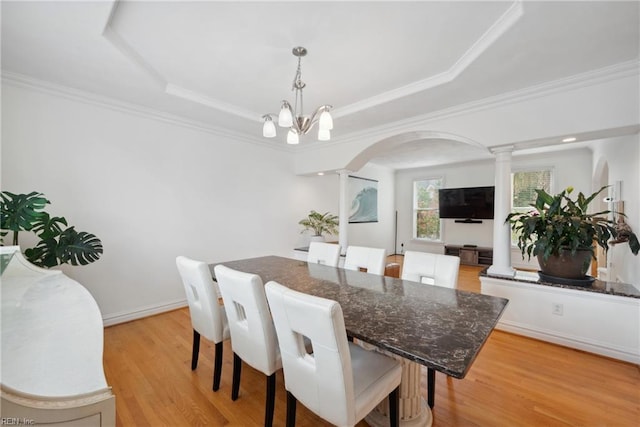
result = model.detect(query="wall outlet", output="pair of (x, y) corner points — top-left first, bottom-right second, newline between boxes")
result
(552, 303), (563, 316)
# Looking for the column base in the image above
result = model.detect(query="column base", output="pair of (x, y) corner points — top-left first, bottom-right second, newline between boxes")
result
(487, 264), (515, 278)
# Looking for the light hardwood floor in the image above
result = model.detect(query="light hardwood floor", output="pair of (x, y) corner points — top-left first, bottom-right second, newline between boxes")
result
(103, 262), (640, 426)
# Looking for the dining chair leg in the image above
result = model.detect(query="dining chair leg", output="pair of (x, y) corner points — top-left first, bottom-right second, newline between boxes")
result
(389, 386), (399, 427)
(265, 373), (276, 427)
(286, 391), (297, 427)
(212, 341), (223, 391)
(191, 329), (200, 370)
(231, 353), (242, 401)
(427, 368), (436, 408)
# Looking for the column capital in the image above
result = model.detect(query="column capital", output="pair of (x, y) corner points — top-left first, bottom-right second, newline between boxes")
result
(490, 145), (515, 154)
(336, 169), (353, 176)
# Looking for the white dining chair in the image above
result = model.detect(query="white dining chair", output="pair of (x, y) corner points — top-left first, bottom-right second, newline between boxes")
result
(175, 256), (230, 391)
(343, 245), (387, 275)
(401, 250), (460, 288)
(265, 280), (402, 427)
(213, 264), (281, 427)
(307, 241), (341, 267)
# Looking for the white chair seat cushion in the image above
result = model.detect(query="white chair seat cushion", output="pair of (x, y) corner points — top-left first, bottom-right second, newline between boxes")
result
(349, 342), (402, 422)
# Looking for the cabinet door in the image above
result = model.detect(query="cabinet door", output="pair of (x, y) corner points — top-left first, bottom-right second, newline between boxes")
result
(459, 249), (478, 265)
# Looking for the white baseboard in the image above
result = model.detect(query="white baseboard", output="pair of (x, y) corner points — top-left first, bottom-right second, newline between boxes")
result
(102, 299), (188, 327)
(496, 319), (640, 365)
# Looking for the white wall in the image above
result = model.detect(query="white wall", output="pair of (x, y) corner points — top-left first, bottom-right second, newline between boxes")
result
(590, 134), (640, 285)
(0, 83), (333, 323)
(394, 148), (593, 266)
(346, 163), (396, 254)
(395, 159), (495, 254)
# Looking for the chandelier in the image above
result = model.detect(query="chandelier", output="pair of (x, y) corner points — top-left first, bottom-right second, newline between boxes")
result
(262, 46), (333, 144)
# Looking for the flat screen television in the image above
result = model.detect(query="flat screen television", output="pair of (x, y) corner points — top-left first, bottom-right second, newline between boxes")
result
(438, 186), (495, 220)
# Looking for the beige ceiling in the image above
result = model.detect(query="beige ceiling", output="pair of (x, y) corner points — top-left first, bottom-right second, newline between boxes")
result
(2, 1), (639, 168)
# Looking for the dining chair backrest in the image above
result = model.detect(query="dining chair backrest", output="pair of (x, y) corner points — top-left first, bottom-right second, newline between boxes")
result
(265, 281), (402, 427)
(213, 264), (281, 376)
(176, 256), (227, 343)
(307, 241), (341, 267)
(344, 245), (387, 275)
(401, 250), (460, 288)
(265, 280), (355, 425)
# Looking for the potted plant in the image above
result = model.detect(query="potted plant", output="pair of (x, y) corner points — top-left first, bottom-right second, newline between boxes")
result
(1, 191), (103, 267)
(299, 210), (339, 242)
(506, 186), (639, 282)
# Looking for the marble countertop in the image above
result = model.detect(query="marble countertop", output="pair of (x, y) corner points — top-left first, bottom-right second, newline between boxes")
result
(1, 250), (109, 397)
(480, 268), (640, 299)
(211, 256), (508, 379)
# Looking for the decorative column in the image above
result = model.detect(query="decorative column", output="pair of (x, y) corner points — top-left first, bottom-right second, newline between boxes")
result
(338, 170), (350, 255)
(364, 352), (432, 427)
(488, 146), (515, 277)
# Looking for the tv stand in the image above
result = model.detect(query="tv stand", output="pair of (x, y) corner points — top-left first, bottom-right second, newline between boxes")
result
(445, 244), (493, 266)
(454, 218), (483, 224)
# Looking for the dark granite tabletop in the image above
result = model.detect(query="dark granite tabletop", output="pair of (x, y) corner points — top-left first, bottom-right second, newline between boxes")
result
(210, 255), (509, 379)
(480, 268), (640, 299)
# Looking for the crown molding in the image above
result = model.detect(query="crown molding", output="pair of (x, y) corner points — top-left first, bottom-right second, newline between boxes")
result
(313, 59), (640, 151)
(103, 0), (263, 122)
(1, 71), (291, 152)
(102, 0), (522, 123)
(165, 84), (259, 122)
(332, 0), (524, 118)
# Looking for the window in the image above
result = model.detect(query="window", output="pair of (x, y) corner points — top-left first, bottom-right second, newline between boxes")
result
(413, 178), (443, 241)
(511, 169), (552, 241)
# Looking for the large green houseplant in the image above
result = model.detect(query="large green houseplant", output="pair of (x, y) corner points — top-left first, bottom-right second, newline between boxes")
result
(1, 191), (103, 267)
(299, 210), (339, 241)
(506, 186), (639, 280)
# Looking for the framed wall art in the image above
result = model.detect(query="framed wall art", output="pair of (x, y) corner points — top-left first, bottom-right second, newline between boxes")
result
(348, 176), (378, 223)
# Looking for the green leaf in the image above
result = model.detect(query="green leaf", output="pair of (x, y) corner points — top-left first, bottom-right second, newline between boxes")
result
(57, 227), (104, 266)
(31, 213), (68, 240)
(1, 191), (50, 244)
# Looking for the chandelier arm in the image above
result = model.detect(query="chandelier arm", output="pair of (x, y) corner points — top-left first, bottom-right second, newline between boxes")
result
(307, 105), (332, 127)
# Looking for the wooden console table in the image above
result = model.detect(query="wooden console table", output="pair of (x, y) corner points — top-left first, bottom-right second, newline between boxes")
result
(444, 245), (493, 266)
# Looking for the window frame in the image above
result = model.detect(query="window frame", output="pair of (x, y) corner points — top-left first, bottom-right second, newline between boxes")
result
(510, 167), (554, 244)
(412, 177), (444, 242)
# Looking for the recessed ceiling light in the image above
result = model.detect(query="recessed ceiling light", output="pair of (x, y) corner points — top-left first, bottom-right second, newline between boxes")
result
(562, 137), (577, 143)
(317, 172), (324, 176)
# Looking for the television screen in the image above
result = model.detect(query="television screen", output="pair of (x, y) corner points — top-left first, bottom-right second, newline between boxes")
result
(438, 186), (495, 219)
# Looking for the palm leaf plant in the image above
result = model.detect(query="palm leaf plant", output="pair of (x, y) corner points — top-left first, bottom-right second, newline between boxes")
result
(1, 191), (103, 268)
(299, 210), (339, 237)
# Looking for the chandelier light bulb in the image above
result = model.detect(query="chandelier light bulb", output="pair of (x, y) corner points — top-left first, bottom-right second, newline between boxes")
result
(262, 117), (276, 138)
(287, 129), (299, 145)
(319, 110), (333, 131)
(278, 103), (293, 127)
(318, 128), (330, 141)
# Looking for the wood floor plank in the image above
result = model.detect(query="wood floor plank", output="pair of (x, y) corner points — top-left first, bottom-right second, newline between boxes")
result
(103, 262), (640, 426)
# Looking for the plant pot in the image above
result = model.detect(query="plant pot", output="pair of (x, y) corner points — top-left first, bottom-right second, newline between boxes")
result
(309, 235), (325, 243)
(537, 248), (592, 280)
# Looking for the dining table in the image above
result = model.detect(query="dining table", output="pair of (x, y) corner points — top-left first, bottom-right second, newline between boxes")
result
(210, 255), (508, 426)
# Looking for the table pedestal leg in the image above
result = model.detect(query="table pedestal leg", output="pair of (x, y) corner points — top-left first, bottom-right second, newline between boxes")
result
(365, 356), (432, 427)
